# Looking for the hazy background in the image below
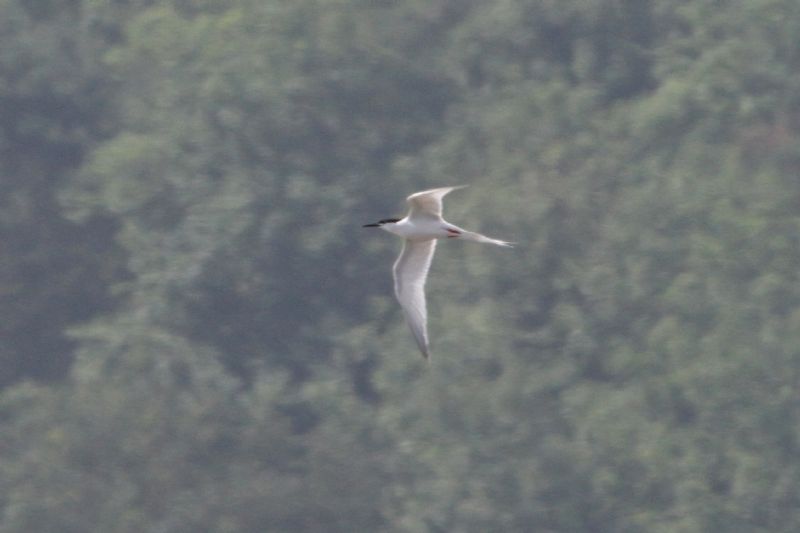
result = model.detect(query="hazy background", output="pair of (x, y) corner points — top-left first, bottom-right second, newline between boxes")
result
(2, 0), (800, 531)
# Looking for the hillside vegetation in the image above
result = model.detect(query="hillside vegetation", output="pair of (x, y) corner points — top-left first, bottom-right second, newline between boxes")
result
(2, 0), (800, 531)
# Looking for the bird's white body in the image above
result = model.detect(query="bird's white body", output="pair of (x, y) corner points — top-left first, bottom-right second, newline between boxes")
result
(365, 186), (512, 359)
(380, 217), (455, 240)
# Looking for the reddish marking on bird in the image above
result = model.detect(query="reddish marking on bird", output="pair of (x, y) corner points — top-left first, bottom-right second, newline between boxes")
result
(446, 228), (461, 235)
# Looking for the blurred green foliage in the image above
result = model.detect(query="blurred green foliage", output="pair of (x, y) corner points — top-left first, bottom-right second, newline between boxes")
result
(2, 0), (800, 530)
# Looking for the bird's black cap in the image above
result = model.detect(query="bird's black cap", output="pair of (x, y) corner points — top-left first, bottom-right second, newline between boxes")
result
(363, 218), (400, 227)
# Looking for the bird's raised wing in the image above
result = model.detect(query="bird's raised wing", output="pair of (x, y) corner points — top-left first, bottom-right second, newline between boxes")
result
(393, 238), (437, 359)
(406, 186), (466, 219)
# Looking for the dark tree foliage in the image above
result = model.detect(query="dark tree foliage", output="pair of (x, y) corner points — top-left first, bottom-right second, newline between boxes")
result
(0, 0), (127, 385)
(3, 0), (800, 531)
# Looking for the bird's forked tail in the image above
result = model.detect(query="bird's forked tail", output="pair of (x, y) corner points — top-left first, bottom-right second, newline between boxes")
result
(458, 230), (514, 247)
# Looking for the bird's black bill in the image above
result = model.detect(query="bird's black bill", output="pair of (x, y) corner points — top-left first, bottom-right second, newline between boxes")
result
(363, 223), (380, 227)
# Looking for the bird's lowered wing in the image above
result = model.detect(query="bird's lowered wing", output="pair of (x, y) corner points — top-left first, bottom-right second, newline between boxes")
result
(393, 238), (437, 359)
(406, 186), (466, 219)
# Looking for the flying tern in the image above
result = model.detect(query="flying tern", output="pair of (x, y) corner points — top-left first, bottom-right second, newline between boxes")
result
(364, 186), (513, 359)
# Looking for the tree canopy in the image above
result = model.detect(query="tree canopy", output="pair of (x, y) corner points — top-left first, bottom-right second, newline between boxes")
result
(2, 0), (800, 530)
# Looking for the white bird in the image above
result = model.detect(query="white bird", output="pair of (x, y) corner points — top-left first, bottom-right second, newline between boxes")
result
(364, 186), (513, 359)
